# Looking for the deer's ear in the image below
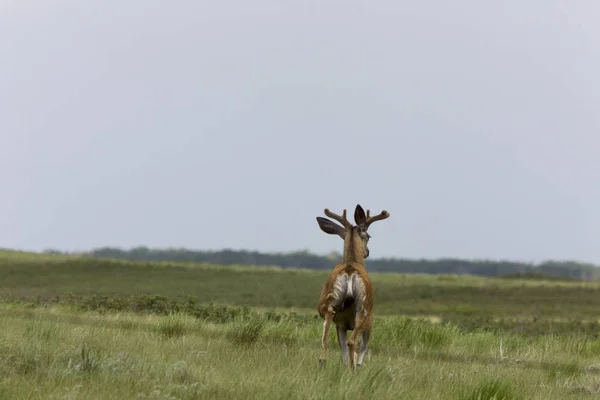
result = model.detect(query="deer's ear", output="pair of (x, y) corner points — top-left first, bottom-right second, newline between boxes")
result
(354, 204), (367, 226)
(316, 217), (346, 239)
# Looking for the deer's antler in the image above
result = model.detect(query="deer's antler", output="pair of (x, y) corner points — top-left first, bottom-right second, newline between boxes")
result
(324, 208), (352, 229)
(366, 209), (390, 228)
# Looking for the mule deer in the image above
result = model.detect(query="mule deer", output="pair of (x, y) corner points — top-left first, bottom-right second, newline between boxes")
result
(316, 204), (390, 369)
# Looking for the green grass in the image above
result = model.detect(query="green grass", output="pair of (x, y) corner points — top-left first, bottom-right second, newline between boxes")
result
(2, 303), (600, 399)
(2, 250), (600, 336)
(3, 250), (600, 398)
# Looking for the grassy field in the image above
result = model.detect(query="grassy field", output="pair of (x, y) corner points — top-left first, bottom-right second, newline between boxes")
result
(2, 250), (600, 399)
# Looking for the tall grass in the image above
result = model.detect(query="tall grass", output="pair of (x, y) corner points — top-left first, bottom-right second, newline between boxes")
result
(1, 303), (600, 399)
(2, 251), (600, 398)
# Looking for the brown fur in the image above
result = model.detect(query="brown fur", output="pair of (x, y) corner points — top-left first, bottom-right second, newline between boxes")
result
(317, 260), (374, 329)
(315, 205), (389, 370)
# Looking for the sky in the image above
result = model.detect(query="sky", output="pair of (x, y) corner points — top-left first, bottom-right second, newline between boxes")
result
(1, 1), (599, 263)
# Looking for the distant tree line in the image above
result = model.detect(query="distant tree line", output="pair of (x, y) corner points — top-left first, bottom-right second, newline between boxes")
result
(55, 246), (600, 280)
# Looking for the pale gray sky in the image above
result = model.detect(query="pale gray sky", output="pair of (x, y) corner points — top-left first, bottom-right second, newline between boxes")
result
(1, 1), (599, 263)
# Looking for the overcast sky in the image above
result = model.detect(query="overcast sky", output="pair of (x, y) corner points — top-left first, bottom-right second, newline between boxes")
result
(1, 1), (599, 263)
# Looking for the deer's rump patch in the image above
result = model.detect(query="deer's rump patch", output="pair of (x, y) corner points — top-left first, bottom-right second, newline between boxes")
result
(329, 272), (366, 313)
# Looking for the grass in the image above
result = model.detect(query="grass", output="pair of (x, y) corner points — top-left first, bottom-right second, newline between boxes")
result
(3, 250), (600, 336)
(2, 303), (600, 399)
(2, 250), (600, 398)
(460, 377), (521, 400)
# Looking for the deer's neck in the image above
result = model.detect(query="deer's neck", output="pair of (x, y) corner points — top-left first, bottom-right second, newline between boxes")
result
(343, 230), (365, 264)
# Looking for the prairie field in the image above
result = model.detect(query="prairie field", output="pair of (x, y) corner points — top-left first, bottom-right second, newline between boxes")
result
(2, 250), (600, 399)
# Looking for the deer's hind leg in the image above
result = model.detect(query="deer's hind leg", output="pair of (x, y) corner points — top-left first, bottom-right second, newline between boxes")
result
(318, 274), (349, 368)
(336, 326), (349, 365)
(319, 305), (335, 368)
(346, 311), (367, 370)
(357, 329), (370, 367)
(346, 275), (369, 370)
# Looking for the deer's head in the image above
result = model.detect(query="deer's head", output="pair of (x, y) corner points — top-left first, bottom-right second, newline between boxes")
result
(316, 204), (390, 260)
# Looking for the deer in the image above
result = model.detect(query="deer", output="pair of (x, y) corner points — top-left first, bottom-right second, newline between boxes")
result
(316, 204), (390, 370)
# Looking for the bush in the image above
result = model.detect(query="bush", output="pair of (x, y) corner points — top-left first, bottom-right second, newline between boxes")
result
(63, 294), (255, 323)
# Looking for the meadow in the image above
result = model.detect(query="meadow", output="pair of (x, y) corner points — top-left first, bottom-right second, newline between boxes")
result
(2, 250), (600, 399)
